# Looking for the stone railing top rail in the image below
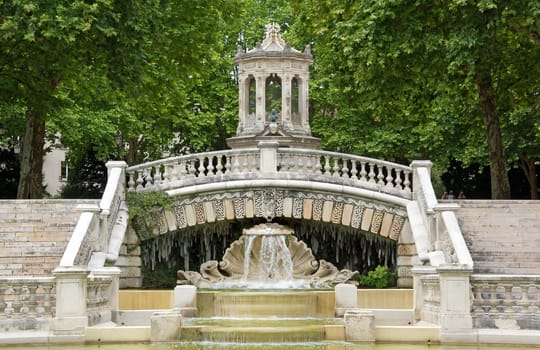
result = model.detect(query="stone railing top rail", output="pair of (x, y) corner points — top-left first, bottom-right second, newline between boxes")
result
(126, 147), (413, 200)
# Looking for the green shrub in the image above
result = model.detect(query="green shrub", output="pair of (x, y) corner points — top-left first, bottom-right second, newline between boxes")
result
(359, 265), (396, 288)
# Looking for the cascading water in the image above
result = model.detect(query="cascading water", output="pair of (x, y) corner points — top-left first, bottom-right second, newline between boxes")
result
(242, 225), (293, 283)
(177, 223), (359, 289)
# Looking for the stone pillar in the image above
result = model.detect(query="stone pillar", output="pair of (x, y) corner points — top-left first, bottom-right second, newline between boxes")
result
(344, 309), (375, 342)
(281, 74), (292, 129)
(437, 265), (475, 343)
(255, 74), (265, 129)
(335, 283), (358, 317)
(236, 75), (245, 133)
(52, 267), (89, 337)
(300, 75), (309, 132)
(258, 141), (279, 176)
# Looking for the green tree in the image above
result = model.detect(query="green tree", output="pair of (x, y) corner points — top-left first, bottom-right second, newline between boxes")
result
(1, 0), (240, 198)
(289, 0), (540, 199)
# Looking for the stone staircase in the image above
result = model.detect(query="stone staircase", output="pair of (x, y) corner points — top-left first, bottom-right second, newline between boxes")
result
(454, 200), (540, 275)
(0, 199), (98, 276)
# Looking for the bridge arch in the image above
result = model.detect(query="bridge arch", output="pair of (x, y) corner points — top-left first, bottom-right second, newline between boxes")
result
(126, 147), (420, 287)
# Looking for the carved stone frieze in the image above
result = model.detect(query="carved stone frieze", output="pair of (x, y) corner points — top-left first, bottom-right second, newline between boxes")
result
(173, 201), (187, 229)
(370, 210), (384, 234)
(163, 188), (409, 242)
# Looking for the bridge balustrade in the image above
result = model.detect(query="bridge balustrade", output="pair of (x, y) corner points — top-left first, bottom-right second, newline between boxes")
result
(126, 147), (413, 199)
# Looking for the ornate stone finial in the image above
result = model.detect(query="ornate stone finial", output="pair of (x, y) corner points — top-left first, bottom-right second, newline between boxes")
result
(304, 44), (312, 56)
(265, 22), (281, 39)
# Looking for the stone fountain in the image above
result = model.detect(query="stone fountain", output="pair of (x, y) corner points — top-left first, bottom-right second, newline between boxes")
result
(176, 223), (359, 289)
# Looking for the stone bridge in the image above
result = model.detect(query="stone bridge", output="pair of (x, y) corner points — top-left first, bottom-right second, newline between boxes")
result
(118, 143), (473, 289)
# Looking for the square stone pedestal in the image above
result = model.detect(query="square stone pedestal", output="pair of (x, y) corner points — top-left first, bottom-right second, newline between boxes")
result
(344, 309), (375, 342)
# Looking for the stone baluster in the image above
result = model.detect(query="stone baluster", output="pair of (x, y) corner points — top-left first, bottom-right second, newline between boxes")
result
(127, 171), (136, 191)
(472, 283), (484, 313)
(232, 154), (241, 173)
(152, 166), (162, 188)
(527, 285), (538, 313)
(198, 156), (206, 177)
(287, 153), (296, 172)
(351, 160), (358, 180)
(376, 165), (385, 185)
(215, 155), (224, 175)
(395, 169), (403, 190)
(178, 159), (188, 180)
(11, 285), (22, 315)
(403, 170), (412, 192)
(294, 154), (303, 173)
(41, 283), (54, 316)
(144, 168), (153, 189)
(19, 285), (31, 315)
(225, 155), (232, 174)
(161, 163), (170, 189)
(4, 286), (15, 315)
(323, 156), (331, 176)
(314, 155), (323, 175)
(359, 162), (367, 182)
(385, 166), (394, 188)
(332, 157), (341, 178)
(367, 163), (376, 183)
(136, 170), (144, 191)
(187, 159), (197, 178)
(511, 285), (523, 313)
(341, 158), (349, 178)
(502, 283), (514, 313)
(305, 154), (314, 174)
(168, 161), (179, 187)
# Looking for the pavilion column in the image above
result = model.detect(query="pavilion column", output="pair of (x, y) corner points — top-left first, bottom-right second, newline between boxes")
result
(237, 75), (246, 134)
(281, 74), (292, 131)
(300, 76), (310, 133)
(255, 73), (266, 132)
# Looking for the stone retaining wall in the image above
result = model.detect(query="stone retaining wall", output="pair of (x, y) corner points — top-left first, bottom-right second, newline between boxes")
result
(0, 199), (98, 276)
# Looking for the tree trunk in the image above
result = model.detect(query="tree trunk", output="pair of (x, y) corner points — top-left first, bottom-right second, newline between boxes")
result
(17, 109), (46, 199)
(474, 65), (511, 199)
(519, 152), (539, 199)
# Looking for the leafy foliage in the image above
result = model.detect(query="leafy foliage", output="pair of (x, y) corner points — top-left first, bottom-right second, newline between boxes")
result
(359, 265), (397, 289)
(288, 0), (540, 198)
(126, 191), (173, 240)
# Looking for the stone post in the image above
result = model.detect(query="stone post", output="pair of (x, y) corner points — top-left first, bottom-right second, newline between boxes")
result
(174, 285), (197, 317)
(437, 265), (475, 343)
(52, 267), (89, 338)
(344, 309), (375, 342)
(258, 141), (279, 175)
(335, 283), (358, 317)
(150, 311), (182, 342)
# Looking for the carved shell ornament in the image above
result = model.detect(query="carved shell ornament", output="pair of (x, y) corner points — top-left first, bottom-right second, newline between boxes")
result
(177, 223), (359, 288)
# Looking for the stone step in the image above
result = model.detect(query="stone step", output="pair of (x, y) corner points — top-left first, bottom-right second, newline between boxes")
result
(214, 292), (318, 318)
(199, 325), (327, 343)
